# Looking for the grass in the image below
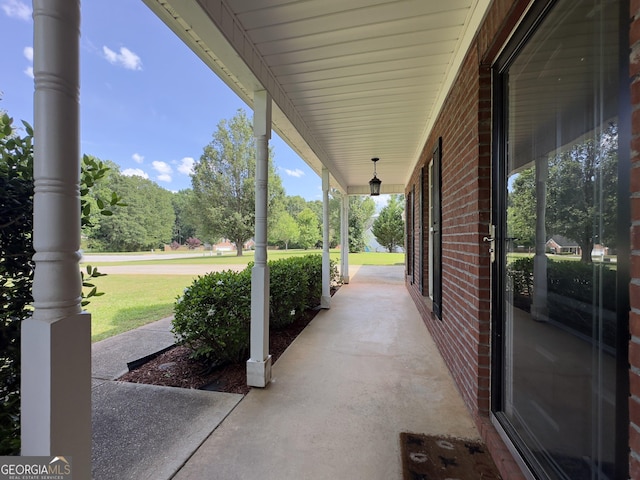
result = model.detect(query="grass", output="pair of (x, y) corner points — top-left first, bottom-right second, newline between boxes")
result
(87, 274), (195, 342)
(82, 249), (405, 266)
(86, 249), (405, 342)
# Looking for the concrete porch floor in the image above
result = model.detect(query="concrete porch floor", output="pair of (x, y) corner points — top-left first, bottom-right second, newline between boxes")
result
(172, 265), (479, 479)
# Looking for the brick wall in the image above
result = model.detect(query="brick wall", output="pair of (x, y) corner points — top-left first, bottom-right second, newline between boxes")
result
(630, 1), (640, 477)
(408, 0), (636, 478)
(403, 1), (538, 479)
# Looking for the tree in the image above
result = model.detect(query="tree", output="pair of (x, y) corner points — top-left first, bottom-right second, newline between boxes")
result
(297, 207), (321, 249)
(171, 189), (198, 244)
(372, 194), (405, 252)
(191, 109), (284, 255)
(348, 196), (376, 252)
(505, 124), (618, 262)
(284, 195), (308, 218)
(546, 123), (618, 262)
(507, 168), (536, 249)
(270, 212), (300, 249)
(306, 199), (324, 225)
(90, 172), (175, 251)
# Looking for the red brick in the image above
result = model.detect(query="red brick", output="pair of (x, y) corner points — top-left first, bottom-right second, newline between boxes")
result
(631, 455), (640, 480)
(631, 370), (640, 398)
(631, 311), (640, 337)
(632, 107), (640, 134)
(633, 0), (640, 18)
(632, 283), (640, 311)
(632, 132), (640, 154)
(406, 0), (636, 475)
(632, 18), (640, 46)
(631, 396), (640, 429)
(630, 424), (640, 457)
(633, 225), (640, 250)
(633, 78), (640, 105)
(632, 198), (640, 221)
(631, 340), (640, 370)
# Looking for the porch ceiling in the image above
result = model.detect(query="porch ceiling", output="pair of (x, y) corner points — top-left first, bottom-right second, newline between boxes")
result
(142, 0), (491, 194)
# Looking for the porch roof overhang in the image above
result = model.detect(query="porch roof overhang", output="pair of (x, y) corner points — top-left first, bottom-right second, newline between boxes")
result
(142, 0), (491, 195)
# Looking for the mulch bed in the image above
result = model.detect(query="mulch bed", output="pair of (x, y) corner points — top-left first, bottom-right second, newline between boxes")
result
(400, 432), (502, 480)
(117, 308), (319, 395)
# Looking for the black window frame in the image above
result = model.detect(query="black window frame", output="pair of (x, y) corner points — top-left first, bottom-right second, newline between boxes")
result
(489, 1), (630, 479)
(431, 137), (442, 319)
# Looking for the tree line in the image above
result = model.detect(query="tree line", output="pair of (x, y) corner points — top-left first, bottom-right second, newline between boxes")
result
(82, 109), (405, 254)
(507, 123), (618, 262)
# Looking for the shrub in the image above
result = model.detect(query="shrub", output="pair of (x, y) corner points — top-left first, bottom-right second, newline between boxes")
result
(268, 257), (310, 329)
(268, 254), (339, 329)
(0, 114), (32, 456)
(298, 254), (339, 309)
(173, 268), (252, 366)
(185, 237), (202, 249)
(547, 260), (616, 311)
(507, 256), (533, 302)
(172, 254), (340, 364)
(0, 113), (120, 455)
(508, 256), (616, 311)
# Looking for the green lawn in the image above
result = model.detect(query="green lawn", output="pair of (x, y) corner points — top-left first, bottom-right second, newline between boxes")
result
(87, 274), (195, 342)
(83, 249), (405, 266)
(86, 250), (405, 342)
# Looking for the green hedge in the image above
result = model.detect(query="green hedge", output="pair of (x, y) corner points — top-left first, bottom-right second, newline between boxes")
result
(172, 254), (339, 366)
(508, 256), (616, 311)
(172, 268), (252, 366)
(508, 256), (617, 347)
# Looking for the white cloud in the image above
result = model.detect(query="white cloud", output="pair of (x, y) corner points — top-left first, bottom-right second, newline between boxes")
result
(152, 160), (172, 175)
(152, 161), (173, 182)
(122, 168), (149, 179)
(283, 168), (305, 178)
(102, 46), (142, 71)
(177, 157), (195, 175)
(132, 153), (144, 164)
(23, 46), (33, 78)
(1, 0), (31, 21)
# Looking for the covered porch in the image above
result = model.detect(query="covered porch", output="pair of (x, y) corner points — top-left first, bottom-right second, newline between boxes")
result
(23, 1), (491, 476)
(91, 265), (480, 479)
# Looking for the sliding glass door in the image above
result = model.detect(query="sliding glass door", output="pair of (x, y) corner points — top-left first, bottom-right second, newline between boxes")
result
(493, 0), (628, 478)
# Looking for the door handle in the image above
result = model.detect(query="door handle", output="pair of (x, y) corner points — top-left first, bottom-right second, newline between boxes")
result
(483, 225), (496, 263)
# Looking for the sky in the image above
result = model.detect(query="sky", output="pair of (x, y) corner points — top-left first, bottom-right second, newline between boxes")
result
(0, 0), (326, 200)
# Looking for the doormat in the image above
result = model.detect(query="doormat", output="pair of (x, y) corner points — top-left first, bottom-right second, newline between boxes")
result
(400, 432), (502, 479)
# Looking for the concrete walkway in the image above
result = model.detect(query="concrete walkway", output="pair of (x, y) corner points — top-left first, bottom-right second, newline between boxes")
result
(91, 265), (479, 479)
(91, 319), (243, 480)
(175, 265), (479, 479)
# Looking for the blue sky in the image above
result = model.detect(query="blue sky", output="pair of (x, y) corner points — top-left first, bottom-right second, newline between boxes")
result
(0, 0), (323, 200)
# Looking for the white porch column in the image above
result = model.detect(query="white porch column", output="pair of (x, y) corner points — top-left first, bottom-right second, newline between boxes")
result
(340, 193), (350, 284)
(531, 158), (549, 321)
(321, 168), (331, 308)
(22, 1), (91, 477)
(247, 90), (272, 387)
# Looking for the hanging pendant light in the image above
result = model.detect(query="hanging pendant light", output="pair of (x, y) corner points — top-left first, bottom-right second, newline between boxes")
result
(369, 157), (382, 196)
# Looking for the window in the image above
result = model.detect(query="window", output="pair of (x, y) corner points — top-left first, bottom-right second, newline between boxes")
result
(492, 0), (628, 478)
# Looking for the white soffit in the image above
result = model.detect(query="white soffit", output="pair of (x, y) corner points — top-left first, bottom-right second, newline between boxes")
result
(143, 0), (492, 194)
